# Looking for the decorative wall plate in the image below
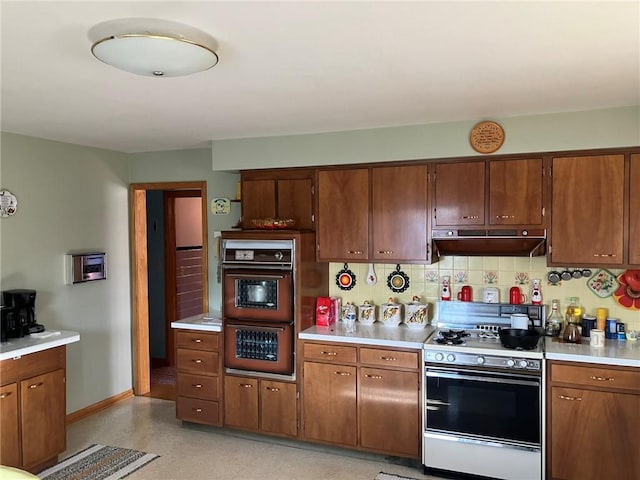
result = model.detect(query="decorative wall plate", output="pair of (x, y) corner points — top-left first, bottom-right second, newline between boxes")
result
(0, 190), (17, 217)
(613, 270), (640, 310)
(336, 263), (356, 290)
(586, 269), (618, 298)
(387, 264), (410, 293)
(470, 120), (505, 154)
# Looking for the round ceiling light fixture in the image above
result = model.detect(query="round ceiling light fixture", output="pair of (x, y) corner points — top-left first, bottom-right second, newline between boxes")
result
(89, 18), (218, 77)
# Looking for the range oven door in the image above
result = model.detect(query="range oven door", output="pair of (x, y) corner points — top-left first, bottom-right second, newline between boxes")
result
(224, 321), (294, 375)
(223, 270), (292, 323)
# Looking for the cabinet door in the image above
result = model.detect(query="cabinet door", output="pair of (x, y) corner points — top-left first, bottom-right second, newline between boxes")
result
(629, 154), (640, 265)
(224, 376), (259, 430)
(21, 369), (66, 469)
(0, 383), (20, 468)
(434, 162), (485, 226)
(302, 362), (357, 446)
(550, 155), (624, 265)
(277, 178), (314, 230)
(550, 386), (640, 480)
(242, 179), (276, 223)
(489, 158), (543, 226)
(360, 368), (420, 458)
(260, 380), (297, 437)
(372, 165), (428, 261)
(317, 169), (369, 261)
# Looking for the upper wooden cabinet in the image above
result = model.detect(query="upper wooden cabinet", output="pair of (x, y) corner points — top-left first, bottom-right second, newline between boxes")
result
(549, 154), (625, 266)
(629, 154), (640, 265)
(433, 158), (544, 229)
(241, 170), (315, 230)
(317, 168), (370, 261)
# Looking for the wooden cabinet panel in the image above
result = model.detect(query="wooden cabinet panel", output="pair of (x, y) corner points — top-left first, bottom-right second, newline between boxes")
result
(359, 348), (419, 370)
(629, 154), (640, 265)
(359, 368), (420, 458)
(0, 383), (20, 468)
(242, 179), (277, 222)
(303, 342), (357, 363)
(550, 364), (639, 393)
(224, 376), (259, 430)
(372, 165), (428, 261)
(176, 397), (220, 426)
(550, 155), (624, 265)
(20, 369), (66, 469)
(176, 349), (219, 375)
(302, 362), (357, 446)
(434, 162), (485, 227)
(177, 372), (219, 400)
(277, 178), (314, 229)
(317, 168), (369, 261)
(489, 158), (543, 225)
(260, 380), (297, 437)
(550, 386), (639, 480)
(176, 330), (220, 351)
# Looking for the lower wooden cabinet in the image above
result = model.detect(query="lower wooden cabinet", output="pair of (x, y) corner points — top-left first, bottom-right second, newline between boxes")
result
(224, 375), (297, 437)
(0, 347), (67, 473)
(301, 342), (421, 459)
(547, 361), (640, 480)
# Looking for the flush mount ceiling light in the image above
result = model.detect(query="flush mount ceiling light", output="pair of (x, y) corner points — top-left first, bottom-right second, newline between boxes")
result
(88, 18), (218, 77)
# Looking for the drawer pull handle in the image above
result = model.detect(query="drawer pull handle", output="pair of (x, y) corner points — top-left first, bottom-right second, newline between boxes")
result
(193, 384), (203, 388)
(376, 250), (393, 254)
(0, 392), (12, 399)
(592, 253), (617, 257)
(193, 339), (203, 343)
(334, 371), (351, 376)
(559, 394), (582, 401)
(461, 215), (479, 219)
(364, 374), (383, 379)
(380, 356), (397, 361)
(192, 359), (203, 364)
(240, 383), (253, 388)
(589, 375), (614, 382)
(495, 215), (515, 219)
(265, 387), (280, 392)
(320, 351), (337, 356)
(28, 382), (44, 389)
(346, 250), (364, 255)
(193, 408), (203, 413)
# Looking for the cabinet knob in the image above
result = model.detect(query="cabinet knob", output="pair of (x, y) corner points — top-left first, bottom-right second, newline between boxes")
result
(193, 384), (203, 388)
(28, 382), (44, 389)
(346, 250), (364, 255)
(592, 253), (617, 258)
(559, 394), (582, 401)
(376, 250), (393, 254)
(589, 375), (614, 382)
(265, 387), (280, 392)
(379, 356), (397, 361)
(320, 351), (338, 356)
(193, 339), (203, 343)
(239, 383), (253, 388)
(193, 408), (203, 413)
(192, 359), (203, 364)
(495, 215), (515, 219)
(364, 374), (383, 379)
(461, 215), (479, 219)
(0, 392), (11, 399)
(334, 371), (351, 376)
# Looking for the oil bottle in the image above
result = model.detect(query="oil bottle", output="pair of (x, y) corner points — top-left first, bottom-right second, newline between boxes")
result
(562, 297), (582, 343)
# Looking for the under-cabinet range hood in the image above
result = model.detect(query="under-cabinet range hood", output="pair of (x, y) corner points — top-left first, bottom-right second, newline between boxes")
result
(432, 229), (546, 257)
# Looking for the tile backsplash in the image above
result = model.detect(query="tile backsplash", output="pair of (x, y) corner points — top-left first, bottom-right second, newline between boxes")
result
(328, 257), (640, 331)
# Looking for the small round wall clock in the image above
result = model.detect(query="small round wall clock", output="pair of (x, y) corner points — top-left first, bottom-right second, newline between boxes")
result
(470, 120), (505, 154)
(0, 190), (17, 217)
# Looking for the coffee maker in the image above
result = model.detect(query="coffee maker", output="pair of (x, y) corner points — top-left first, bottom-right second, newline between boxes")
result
(1, 289), (44, 339)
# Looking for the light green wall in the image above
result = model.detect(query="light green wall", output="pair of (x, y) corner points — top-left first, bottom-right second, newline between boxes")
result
(128, 148), (240, 312)
(0, 132), (131, 413)
(211, 106), (640, 170)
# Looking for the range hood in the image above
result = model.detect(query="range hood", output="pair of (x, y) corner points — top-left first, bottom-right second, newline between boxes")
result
(432, 229), (546, 257)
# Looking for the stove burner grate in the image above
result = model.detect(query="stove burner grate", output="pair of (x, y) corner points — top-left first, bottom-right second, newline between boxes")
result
(433, 329), (470, 345)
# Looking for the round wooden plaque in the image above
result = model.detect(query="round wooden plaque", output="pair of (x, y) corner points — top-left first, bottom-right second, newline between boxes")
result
(470, 120), (505, 154)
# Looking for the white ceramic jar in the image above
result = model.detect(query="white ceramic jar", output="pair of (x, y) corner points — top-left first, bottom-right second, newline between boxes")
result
(358, 301), (376, 324)
(380, 297), (402, 327)
(404, 296), (429, 329)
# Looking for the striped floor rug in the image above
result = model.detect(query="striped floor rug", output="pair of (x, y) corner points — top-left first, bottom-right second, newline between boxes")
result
(38, 444), (159, 480)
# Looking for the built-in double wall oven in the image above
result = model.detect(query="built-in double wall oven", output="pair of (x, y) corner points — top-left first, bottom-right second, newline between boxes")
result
(222, 239), (296, 378)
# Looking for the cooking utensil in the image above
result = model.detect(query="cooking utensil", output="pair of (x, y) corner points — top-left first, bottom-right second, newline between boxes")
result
(510, 314), (530, 329)
(571, 269), (582, 279)
(560, 269), (572, 281)
(366, 263), (377, 286)
(547, 271), (561, 284)
(498, 328), (541, 350)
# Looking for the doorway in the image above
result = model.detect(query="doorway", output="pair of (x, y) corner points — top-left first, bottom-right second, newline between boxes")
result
(130, 181), (209, 397)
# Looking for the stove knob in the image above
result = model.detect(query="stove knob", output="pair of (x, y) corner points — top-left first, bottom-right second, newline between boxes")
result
(506, 359), (516, 367)
(519, 360), (529, 368)
(274, 251), (284, 261)
(476, 356), (485, 365)
(435, 353), (444, 361)
(446, 354), (456, 362)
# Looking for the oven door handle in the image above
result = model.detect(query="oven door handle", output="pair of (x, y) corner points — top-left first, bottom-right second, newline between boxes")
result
(226, 273), (287, 280)
(227, 323), (286, 333)
(426, 370), (540, 387)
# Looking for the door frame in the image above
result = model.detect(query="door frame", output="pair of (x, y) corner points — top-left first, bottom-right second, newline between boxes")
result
(130, 181), (209, 395)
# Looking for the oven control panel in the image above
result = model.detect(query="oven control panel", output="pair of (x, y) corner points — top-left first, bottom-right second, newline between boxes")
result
(425, 351), (541, 371)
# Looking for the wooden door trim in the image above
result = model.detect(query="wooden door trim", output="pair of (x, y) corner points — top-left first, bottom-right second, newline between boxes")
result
(130, 181), (208, 396)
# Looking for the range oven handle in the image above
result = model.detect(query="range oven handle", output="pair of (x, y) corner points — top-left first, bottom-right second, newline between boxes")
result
(426, 370), (540, 387)
(225, 273), (287, 280)
(227, 323), (286, 333)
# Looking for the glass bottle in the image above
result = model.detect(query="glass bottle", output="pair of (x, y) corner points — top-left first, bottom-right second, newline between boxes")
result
(562, 297), (582, 343)
(545, 299), (563, 336)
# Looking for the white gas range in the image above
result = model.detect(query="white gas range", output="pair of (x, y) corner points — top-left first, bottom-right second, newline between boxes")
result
(422, 301), (546, 480)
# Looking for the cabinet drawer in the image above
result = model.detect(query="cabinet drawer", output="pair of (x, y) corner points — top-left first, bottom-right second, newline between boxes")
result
(304, 343), (357, 363)
(175, 330), (219, 351)
(551, 364), (640, 393)
(177, 373), (219, 400)
(360, 348), (419, 370)
(176, 397), (220, 426)
(176, 349), (219, 375)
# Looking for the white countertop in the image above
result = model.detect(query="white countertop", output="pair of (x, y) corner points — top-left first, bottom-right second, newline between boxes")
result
(299, 322), (436, 349)
(171, 312), (223, 332)
(0, 330), (80, 361)
(545, 337), (640, 367)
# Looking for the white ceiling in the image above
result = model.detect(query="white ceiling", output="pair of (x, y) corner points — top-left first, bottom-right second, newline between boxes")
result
(1, 1), (639, 154)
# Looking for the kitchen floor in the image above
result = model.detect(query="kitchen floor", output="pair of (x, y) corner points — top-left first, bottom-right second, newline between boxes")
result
(63, 396), (444, 480)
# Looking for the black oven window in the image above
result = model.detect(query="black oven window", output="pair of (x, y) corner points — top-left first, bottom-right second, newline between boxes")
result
(236, 329), (278, 362)
(236, 279), (278, 310)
